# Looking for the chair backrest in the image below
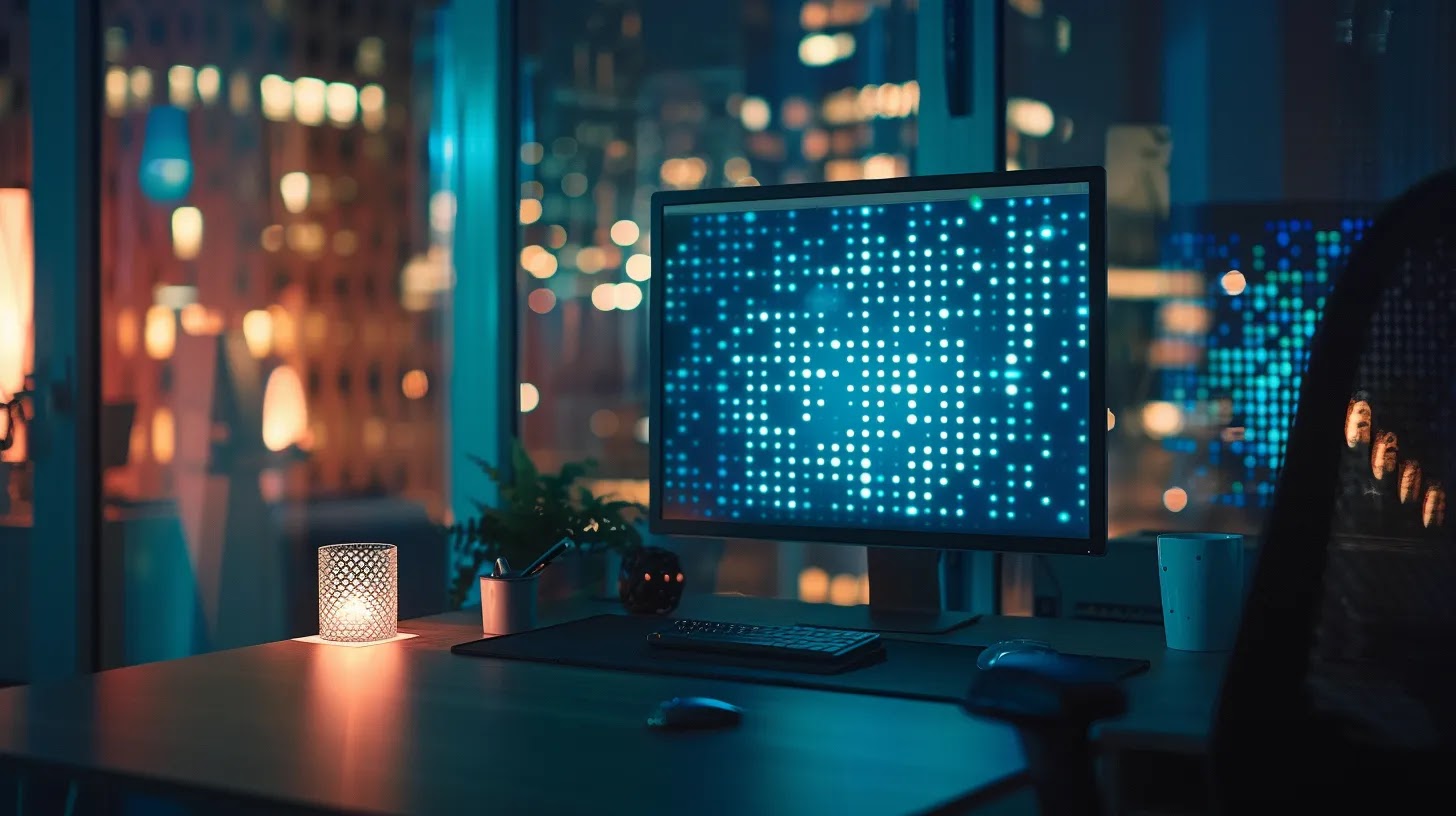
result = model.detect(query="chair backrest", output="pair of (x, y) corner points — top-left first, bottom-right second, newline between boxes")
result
(1213, 168), (1456, 801)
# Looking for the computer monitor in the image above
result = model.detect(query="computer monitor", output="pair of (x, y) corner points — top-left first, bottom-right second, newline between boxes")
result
(649, 167), (1107, 557)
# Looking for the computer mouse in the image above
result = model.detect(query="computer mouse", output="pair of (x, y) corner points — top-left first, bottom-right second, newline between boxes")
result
(976, 639), (1057, 670)
(646, 697), (743, 731)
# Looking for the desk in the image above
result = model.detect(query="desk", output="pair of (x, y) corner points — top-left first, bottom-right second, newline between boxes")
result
(0, 596), (1223, 815)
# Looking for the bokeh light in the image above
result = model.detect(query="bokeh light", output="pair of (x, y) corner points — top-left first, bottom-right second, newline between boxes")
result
(591, 282), (617, 311)
(519, 382), (540, 413)
(739, 96), (770, 131)
(527, 288), (557, 314)
(625, 253), (652, 281)
(401, 369), (429, 400)
(610, 220), (640, 246)
(798, 567), (829, 603)
(1142, 401), (1184, 439)
(1163, 487), (1189, 513)
(613, 282), (643, 310)
(590, 409), (620, 438)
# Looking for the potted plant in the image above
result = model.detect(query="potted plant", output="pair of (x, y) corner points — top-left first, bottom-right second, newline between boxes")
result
(446, 441), (644, 609)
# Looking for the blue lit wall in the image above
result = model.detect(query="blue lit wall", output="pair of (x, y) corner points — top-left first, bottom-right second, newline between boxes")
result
(1161, 208), (1373, 508)
(660, 192), (1093, 539)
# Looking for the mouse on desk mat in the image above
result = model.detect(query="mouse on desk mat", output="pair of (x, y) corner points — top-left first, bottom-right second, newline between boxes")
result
(647, 697), (743, 731)
(976, 639), (1057, 671)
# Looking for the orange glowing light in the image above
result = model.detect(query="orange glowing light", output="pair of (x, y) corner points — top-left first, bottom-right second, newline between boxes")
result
(798, 567), (829, 603)
(401, 369), (429, 400)
(115, 308), (139, 358)
(829, 573), (861, 606)
(0, 189), (34, 404)
(151, 407), (175, 464)
(262, 364), (308, 452)
(144, 305), (176, 360)
(1163, 487), (1189, 513)
(527, 288), (556, 314)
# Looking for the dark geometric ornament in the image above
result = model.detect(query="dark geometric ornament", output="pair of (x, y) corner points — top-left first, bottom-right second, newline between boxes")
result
(619, 546), (685, 615)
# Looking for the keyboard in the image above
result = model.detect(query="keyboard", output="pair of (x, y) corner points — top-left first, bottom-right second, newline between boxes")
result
(647, 619), (882, 664)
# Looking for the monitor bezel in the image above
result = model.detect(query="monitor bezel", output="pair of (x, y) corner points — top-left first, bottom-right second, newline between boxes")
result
(649, 166), (1108, 556)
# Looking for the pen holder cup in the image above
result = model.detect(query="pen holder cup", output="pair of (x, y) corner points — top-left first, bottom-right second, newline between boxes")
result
(480, 573), (540, 636)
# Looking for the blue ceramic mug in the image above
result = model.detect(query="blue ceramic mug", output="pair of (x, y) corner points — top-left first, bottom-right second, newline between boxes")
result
(1156, 533), (1245, 651)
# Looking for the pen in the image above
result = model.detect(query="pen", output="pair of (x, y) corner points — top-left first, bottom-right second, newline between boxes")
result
(521, 537), (574, 577)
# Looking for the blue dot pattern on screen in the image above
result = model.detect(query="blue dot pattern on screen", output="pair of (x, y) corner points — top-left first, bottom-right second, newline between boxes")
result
(660, 193), (1093, 539)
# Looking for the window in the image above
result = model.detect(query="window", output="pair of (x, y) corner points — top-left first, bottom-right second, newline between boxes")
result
(1003, 0), (1456, 538)
(517, 0), (919, 601)
(97, 0), (454, 665)
(0, 0), (32, 684)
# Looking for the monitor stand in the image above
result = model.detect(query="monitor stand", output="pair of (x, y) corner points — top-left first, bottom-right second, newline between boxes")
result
(804, 548), (981, 635)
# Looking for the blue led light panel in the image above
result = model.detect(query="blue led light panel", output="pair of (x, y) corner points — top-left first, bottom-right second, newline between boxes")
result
(659, 185), (1094, 539)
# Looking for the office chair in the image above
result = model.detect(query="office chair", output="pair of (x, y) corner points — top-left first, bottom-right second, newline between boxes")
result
(965, 167), (1456, 815)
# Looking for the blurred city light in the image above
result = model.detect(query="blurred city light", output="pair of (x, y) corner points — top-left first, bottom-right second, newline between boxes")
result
(519, 383), (540, 413)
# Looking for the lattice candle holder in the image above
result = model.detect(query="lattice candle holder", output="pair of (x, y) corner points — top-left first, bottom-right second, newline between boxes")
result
(317, 543), (398, 643)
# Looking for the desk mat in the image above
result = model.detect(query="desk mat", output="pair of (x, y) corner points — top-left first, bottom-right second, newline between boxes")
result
(452, 615), (1149, 704)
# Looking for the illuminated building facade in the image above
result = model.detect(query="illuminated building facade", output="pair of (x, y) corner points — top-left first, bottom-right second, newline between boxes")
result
(516, 0), (920, 480)
(98, 0), (447, 518)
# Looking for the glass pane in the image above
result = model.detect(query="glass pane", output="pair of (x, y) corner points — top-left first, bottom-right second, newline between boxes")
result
(1003, 0), (1456, 539)
(0, 0), (32, 684)
(517, 0), (918, 603)
(98, 0), (454, 665)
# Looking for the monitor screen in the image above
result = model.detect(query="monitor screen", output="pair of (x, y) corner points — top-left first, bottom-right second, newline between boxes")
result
(650, 168), (1106, 555)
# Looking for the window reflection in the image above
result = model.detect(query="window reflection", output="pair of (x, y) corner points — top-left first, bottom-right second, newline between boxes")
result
(99, 0), (450, 664)
(516, 0), (918, 600)
(1005, 0), (1456, 538)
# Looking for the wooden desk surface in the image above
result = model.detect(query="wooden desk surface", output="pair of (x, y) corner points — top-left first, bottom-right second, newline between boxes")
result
(0, 597), (1031, 816)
